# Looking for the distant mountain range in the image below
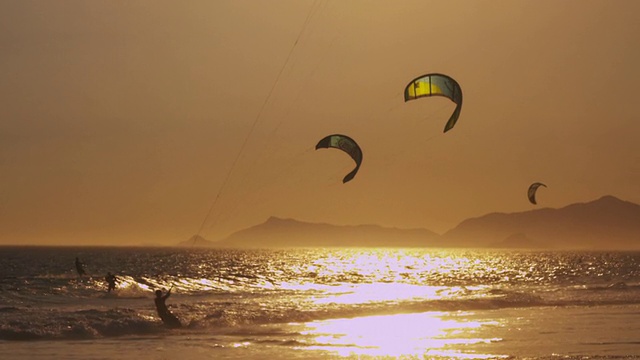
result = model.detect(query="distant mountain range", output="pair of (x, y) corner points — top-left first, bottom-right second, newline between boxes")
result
(216, 217), (440, 248)
(181, 195), (640, 250)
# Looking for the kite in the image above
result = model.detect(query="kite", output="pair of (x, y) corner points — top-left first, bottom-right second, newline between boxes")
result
(404, 73), (463, 133)
(315, 134), (363, 183)
(527, 182), (547, 205)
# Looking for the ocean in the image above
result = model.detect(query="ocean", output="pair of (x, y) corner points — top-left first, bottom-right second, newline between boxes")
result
(1, 246), (640, 359)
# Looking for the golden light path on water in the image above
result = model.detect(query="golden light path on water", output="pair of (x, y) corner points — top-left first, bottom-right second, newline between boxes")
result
(285, 249), (508, 358)
(119, 248), (525, 358)
(278, 248), (496, 306)
(300, 312), (504, 358)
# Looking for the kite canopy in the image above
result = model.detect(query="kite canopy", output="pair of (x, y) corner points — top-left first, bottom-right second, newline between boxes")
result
(404, 73), (463, 133)
(527, 182), (547, 205)
(315, 134), (363, 183)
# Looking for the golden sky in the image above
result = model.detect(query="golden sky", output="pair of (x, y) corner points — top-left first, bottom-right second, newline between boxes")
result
(1, 0), (639, 246)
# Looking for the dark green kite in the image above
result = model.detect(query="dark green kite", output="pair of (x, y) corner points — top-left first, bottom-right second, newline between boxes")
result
(527, 182), (547, 205)
(315, 134), (363, 183)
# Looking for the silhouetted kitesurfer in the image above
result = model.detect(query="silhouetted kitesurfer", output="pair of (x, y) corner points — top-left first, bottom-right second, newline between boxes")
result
(105, 272), (118, 292)
(154, 287), (181, 328)
(75, 257), (86, 276)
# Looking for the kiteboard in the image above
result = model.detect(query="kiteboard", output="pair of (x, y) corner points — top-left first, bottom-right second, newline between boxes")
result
(160, 312), (182, 329)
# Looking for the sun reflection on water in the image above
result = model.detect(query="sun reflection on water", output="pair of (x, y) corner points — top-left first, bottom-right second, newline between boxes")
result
(278, 249), (501, 307)
(310, 282), (442, 305)
(279, 250), (509, 358)
(300, 312), (505, 359)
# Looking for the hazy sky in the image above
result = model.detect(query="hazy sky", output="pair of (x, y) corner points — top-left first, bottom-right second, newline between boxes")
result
(1, 0), (639, 246)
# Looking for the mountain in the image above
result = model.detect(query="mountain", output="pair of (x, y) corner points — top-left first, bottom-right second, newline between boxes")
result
(177, 234), (216, 247)
(442, 195), (640, 249)
(216, 216), (441, 248)
(192, 195), (640, 250)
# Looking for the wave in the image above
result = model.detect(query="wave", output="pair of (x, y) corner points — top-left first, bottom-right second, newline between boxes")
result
(185, 286), (640, 329)
(3, 280), (640, 342)
(586, 281), (640, 291)
(0, 306), (20, 313)
(0, 307), (164, 341)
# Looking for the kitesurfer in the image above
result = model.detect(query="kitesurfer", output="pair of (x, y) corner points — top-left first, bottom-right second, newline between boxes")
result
(105, 272), (118, 292)
(154, 287), (182, 328)
(75, 257), (86, 276)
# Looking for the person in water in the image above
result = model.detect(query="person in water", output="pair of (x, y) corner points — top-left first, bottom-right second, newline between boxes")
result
(75, 257), (86, 276)
(154, 287), (181, 328)
(105, 272), (118, 292)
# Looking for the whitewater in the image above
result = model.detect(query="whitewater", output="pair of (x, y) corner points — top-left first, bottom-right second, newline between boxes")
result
(2, 246), (640, 359)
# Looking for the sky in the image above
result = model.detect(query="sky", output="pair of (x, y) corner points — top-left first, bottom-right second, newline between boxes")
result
(1, 0), (639, 246)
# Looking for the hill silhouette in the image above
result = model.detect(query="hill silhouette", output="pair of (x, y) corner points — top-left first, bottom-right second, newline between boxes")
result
(215, 217), (441, 248)
(442, 195), (640, 249)
(177, 234), (216, 247)
(193, 195), (640, 249)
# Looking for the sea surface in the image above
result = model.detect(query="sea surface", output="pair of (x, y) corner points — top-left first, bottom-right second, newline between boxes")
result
(2, 246), (640, 359)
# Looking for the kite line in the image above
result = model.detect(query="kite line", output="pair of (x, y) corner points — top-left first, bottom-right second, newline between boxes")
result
(193, 0), (323, 243)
